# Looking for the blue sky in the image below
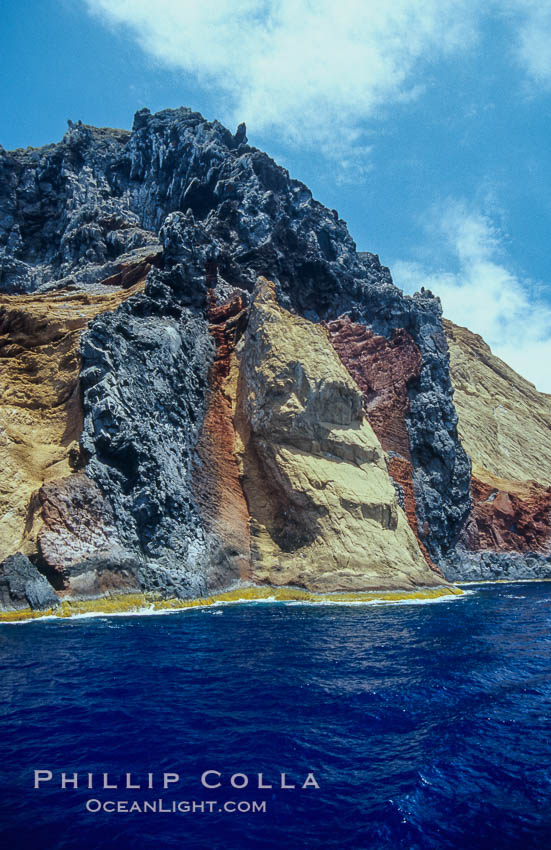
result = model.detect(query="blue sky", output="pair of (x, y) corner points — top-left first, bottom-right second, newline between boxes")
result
(2, 0), (551, 389)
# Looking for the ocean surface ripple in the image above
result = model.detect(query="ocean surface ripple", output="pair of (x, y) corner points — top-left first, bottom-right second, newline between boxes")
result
(1, 583), (551, 849)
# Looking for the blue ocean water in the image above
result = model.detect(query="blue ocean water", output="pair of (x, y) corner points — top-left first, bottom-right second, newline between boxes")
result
(1, 583), (551, 849)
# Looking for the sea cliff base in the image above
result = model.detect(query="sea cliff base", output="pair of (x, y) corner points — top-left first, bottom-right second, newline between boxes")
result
(0, 584), (463, 622)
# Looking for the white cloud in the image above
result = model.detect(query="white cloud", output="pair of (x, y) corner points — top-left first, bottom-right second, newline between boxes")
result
(82, 1), (551, 159)
(83, 0), (478, 156)
(505, 0), (551, 85)
(81, 2), (551, 384)
(393, 202), (551, 393)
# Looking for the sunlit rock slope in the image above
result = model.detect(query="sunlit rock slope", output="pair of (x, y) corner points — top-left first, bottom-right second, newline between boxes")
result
(443, 320), (551, 580)
(234, 279), (439, 590)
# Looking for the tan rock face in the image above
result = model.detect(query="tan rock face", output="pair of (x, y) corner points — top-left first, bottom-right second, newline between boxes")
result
(444, 319), (551, 553)
(0, 279), (146, 558)
(233, 279), (441, 591)
(444, 319), (551, 485)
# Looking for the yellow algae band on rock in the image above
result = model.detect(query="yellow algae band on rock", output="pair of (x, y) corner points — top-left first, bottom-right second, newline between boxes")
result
(0, 585), (463, 622)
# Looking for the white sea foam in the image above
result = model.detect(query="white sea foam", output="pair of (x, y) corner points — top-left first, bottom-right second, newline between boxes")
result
(278, 591), (474, 608)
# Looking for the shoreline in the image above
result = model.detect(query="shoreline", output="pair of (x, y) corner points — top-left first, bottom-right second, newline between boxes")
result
(0, 584), (463, 624)
(458, 578), (551, 586)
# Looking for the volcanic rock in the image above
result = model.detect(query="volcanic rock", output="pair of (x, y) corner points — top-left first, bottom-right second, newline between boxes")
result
(0, 553), (59, 611)
(234, 279), (440, 591)
(325, 315), (441, 574)
(444, 319), (551, 485)
(79, 262), (214, 598)
(193, 289), (252, 589)
(8, 107), (544, 606)
(326, 316), (422, 459)
(443, 319), (551, 579)
(0, 108), (471, 573)
(0, 276), (147, 560)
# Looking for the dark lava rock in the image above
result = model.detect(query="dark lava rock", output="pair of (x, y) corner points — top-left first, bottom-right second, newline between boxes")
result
(441, 549), (551, 583)
(80, 261), (214, 596)
(0, 553), (59, 611)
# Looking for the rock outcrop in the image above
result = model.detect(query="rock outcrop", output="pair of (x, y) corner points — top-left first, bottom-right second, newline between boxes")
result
(0, 277), (147, 562)
(325, 317), (422, 459)
(35, 472), (145, 598)
(79, 263), (214, 598)
(0, 109), (470, 566)
(193, 290), (251, 590)
(5, 105), (548, 609)
(325, 316), (440, 573)
(0, 553), (59, 611)
(443, 320), (551, 581)
(234, 279), (438, 590)
(444, 320), (551, 486)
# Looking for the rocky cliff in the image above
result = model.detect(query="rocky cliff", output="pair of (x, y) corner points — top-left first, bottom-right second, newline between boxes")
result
(442, 320), (551, 581)
(0, 279), (146, 564)
(0, 106), (544, 613)
(235, 279), (439, 590)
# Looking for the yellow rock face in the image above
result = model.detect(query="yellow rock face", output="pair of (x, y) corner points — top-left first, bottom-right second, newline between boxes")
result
(444, 319), (551, 488)
(235, 279), (442, 591)
(0, 282), (146, 557)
